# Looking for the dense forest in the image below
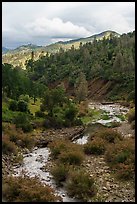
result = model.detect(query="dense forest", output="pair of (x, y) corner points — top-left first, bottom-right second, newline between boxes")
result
(2, 31), (135, 103)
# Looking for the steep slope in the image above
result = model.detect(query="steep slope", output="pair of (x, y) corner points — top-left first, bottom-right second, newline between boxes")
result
(87, 78), (114, 101)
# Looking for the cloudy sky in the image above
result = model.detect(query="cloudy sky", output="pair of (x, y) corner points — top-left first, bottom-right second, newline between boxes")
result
(2, 2), (135, 49)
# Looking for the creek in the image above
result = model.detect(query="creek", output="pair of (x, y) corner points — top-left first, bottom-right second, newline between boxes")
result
(13, 101), (129, 201)
(73, 102), (129, 145)
(13, 147), (80, 202)
(88, 102), (129, 125)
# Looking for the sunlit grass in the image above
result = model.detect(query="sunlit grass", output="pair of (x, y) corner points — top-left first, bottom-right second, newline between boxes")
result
(81, 108), (103, 124)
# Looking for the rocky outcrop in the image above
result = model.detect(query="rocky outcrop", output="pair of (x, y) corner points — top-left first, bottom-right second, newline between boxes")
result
(35, 126), (85, 147)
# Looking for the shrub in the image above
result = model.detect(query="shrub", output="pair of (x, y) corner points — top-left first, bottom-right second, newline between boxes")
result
(64, 104), (78, 122)
(35, 110), (46, 118)
(2, 175), (62, 202)
(43, 116), (64, 129)
(13, 113), (33, 133)
(49, 139), (83, 162)
(9, 100), (18, 111)
(73, 118), (83, 126)
(66, 169), (96, 201)
(94, 128), (123, 143)
(127, 108), (135, 123)
(59, 149), (84, 165)
(20, 123), (33, 133)
(105, 138), (135, 180)
(115, 163), (135, 180)
(51, 163), (70, 185)
(17, 100), (28, 112)
(2, 134), (17, 155)
(3, 123), (35, 150)
(19, 94), (30, 103)
(84, 138), (106, 155)
(48, 139), (68, 159)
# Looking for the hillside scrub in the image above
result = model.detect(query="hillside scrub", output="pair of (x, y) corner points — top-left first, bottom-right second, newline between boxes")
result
(84, 138), (106, 155)
(51, 163), (71, 185)
(127, 107), (135, 123)
(2, 175), (61, 202)
(66, 169), (96, 201)
(91, 128), (123, 143)
(48, 139), (83, 161)
(105, 138), (135, 180)
(2, 123), (36, 154)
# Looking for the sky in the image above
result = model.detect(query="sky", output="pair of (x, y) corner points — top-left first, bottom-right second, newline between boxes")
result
(2, 2), (135, 49)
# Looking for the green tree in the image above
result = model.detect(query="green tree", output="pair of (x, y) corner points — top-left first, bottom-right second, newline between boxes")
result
(75, 72), (88, 103)
(41, 87), (66, 116)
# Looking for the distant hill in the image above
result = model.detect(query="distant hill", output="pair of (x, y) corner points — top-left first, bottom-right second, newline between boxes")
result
(2, 47), (11, 54)
(2, 30), (120, 68)
(45, 30), (120, 52)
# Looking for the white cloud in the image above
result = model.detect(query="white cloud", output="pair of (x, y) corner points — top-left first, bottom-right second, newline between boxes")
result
(25, 17), (91, 38)
(2, 2), (135, 48)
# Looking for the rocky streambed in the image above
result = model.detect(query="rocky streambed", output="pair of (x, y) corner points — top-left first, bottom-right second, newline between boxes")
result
(13, 147), (81, 202)
(4, 101), (135, 202)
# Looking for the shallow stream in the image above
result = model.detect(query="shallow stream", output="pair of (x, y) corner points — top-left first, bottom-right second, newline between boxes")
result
(13, 102), (129, 201)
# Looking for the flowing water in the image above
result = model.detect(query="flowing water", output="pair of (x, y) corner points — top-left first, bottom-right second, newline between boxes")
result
(73, 134), (89, 145)
(73, 102), (129, 145)
(89, 102), (129, 125)
(13, 147), (80, 202)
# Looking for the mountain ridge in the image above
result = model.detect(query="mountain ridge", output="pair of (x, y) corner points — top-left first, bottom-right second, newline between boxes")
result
(2, 30), (120, 67)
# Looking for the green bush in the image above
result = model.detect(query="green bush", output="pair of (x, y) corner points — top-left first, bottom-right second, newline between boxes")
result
(19, 94), (30, 103)
(66, 169), (96, 201)
(2, 175), (62, 202)
(35, 110), (46, 118)
(13, 113), (33, 133)
(9, 100), (18, 111)
(20, 123), (33, 133)
(17, 100), (28, 112)
(64, 104), (78, 122)
(84, 138), (106, 155)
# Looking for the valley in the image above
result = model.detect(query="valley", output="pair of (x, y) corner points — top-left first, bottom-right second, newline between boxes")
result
(2, 30), (135, 202)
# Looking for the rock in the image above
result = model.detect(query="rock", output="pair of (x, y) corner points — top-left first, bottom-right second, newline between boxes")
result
(103, 187), (107, 190)
(86, 163), (90, 167)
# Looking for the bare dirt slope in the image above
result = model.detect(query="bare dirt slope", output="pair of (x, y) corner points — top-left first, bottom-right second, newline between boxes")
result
(88, 78), (113, 100)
